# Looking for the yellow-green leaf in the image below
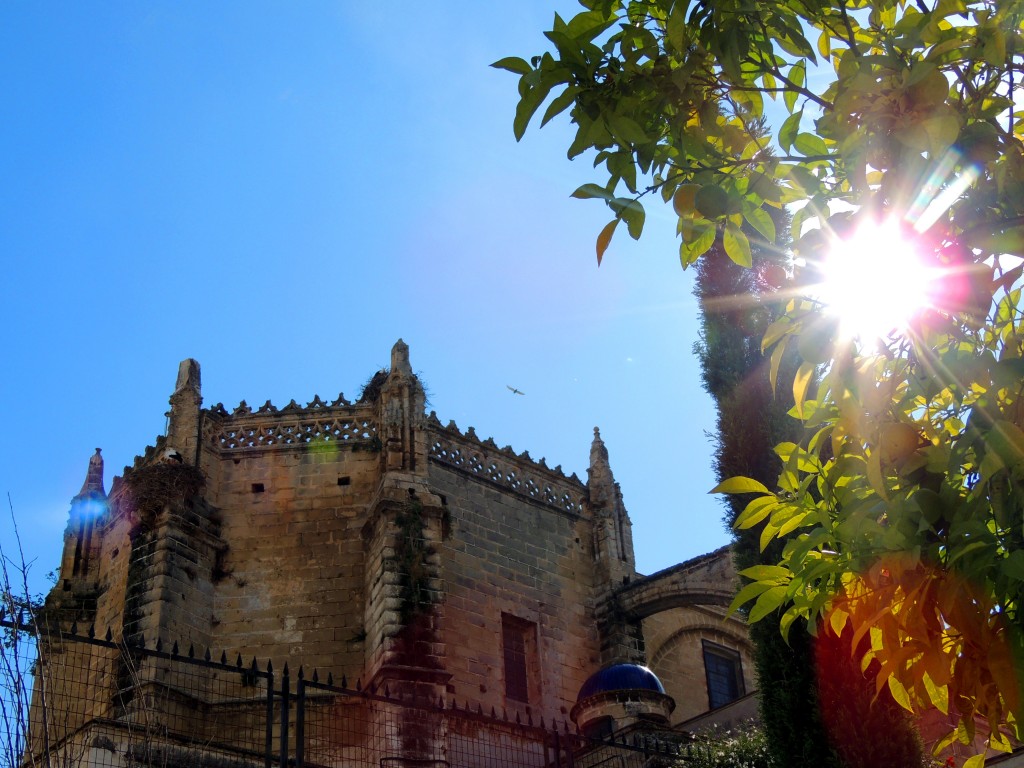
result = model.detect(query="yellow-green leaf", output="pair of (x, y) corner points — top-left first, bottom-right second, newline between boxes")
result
(735, 496), (780, 529)
(888, 675), (914, 712)
(792, 361), (815, 418)
(712, 477), (771, 495)
(739, 564), (792, 582)
(817, 30), (831, 58)
(727, 580), (775, 614)
(923, 672), (949, 714)
(724, 221), (752, 267)
(749, 586), (788, 623)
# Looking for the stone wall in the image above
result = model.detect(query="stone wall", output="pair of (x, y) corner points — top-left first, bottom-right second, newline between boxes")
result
(43, 343), (755, 758)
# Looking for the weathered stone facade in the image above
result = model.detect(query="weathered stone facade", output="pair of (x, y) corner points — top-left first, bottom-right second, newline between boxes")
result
(41, 340), (753, 762)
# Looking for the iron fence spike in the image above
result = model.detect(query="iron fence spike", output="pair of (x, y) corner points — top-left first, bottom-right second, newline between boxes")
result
(491, 707), (496, 719)
(312, 669), (319, 683)
(326, 672), (333, 686)
(236, 654), (243, 668)
(266, 659), (273, 673)
(156, 638), (163, 653)
(355, 678), (361, 691)
(220, 651), (227, 664)
(298, 666), (305, 681)
(251, 658), (258, 672)
(70, 621), (78, 634)
(88, 624), (96, 639)
(172, 641), (179, 656)
(137, 633), (145, 648)
(204, 648), (211, 662)
(477, 703), (483, 716)
(283, 662), (289, 675)
(103, 626), (111, 641)
(516, 711), (521, 725)
(528, 712), (533, 726)
(188, 643), (195, 658)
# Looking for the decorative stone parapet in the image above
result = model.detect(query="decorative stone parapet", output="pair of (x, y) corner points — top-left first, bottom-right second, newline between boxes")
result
(203, 396), (378, 453)
(425, 412), (586, 516)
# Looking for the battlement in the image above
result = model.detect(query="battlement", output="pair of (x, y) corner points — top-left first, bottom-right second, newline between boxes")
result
(425, 411), (586, 516)
(203, 395), (378, 454)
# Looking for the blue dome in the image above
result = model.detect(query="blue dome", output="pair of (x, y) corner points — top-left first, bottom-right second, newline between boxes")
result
(577, 664), (666, 701)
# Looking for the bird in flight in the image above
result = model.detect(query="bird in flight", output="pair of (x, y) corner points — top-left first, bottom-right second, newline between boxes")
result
(506, 385), (525, 396)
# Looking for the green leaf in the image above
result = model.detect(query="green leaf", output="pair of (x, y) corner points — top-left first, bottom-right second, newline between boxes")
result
(779, 110), (803, 152)
(744, 207), (776, 242)
(596, 219), (618, 266)
(962, 754), (985, 768)
(785, 62), (805, 113)
(513, 83), (551, 141)
(1003, 551), (1024, 581)
(724, 222), (752, 267)
(794, 132), (829, 157)
(618, 199), (646, 240)
(985, 420), (1024, 468)
(540, 86), (579, 127)
(712, 476), (771, 495)
(571, 183), (613, 201)
(491, 57), (533, 75)
(609, 114), (649, 145)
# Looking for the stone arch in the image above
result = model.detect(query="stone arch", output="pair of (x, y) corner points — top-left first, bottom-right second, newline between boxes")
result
(611, 546), (736, 621)
(648, 618), (753, 669)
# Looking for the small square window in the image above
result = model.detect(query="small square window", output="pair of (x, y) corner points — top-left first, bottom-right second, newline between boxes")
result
(703, 640), (745, 710)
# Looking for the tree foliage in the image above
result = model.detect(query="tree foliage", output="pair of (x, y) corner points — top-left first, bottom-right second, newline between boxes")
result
(498, 0), (1024, 758)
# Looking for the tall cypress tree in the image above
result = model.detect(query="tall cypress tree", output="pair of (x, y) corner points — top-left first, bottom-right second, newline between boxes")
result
(694, 221), (924, 768)
(693, 227), (840, 768)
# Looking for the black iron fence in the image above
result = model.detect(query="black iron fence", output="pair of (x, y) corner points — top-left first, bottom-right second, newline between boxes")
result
(0, 619), (686, 768)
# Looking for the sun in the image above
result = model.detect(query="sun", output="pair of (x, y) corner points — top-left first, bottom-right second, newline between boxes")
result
(813, 218), (936, 341)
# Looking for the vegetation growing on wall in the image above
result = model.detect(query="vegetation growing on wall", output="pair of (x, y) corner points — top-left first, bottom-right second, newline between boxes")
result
(393, 501), (435, 626)
(122, 463), (205, 524)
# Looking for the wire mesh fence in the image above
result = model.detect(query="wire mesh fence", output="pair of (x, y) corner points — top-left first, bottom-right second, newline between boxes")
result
(0, 619), (686, 768)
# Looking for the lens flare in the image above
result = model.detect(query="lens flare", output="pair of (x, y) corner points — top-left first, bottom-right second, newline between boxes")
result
(815, 218), (936, 341)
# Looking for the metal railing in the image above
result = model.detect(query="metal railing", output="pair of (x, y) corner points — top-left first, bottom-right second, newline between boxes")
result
(0, 619), (686, 768)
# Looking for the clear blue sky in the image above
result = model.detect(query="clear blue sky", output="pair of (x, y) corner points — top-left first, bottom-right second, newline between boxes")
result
(0, 2), (730, 598)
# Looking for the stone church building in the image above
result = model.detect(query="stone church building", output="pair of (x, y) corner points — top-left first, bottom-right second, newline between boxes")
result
(35, 340), (754, 767)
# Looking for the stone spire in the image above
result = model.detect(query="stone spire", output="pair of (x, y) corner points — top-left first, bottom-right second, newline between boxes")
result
(75, 448), (106, 500)
(587, 427), (635, 574)
(589, 427), (614, 508)
(174, 358), (201, 394)
(390, 338), (413, 377)
(167, 358), (203, 464)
